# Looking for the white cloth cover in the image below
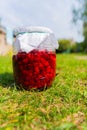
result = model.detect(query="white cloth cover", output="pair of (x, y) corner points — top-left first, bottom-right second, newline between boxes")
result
(13, 27), (59, 53)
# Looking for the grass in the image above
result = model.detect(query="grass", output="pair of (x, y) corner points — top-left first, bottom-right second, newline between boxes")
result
(0, 53), (87, 130)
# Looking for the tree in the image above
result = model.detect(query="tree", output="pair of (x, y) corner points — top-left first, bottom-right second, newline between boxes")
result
(73, 0), (87, 23)
(73, 0), (87, 51)
(57, 39), (71, 53)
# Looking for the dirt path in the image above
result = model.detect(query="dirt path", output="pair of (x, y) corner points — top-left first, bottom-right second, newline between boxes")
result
(75, 55), (87, 60)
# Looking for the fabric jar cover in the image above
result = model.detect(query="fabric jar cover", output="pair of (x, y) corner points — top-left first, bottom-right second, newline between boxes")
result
(13, 26), (59, 53)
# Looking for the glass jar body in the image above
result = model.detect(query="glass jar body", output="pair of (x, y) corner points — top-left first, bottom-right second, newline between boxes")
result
(12, 49), (56, 90)
(12, 27), (58, 90)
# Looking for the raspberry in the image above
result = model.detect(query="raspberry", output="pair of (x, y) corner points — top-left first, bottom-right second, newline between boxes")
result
(12, 50), (56, 90)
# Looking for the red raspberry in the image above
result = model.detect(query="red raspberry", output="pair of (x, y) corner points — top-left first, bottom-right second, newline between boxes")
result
(12, 49), (56, 90)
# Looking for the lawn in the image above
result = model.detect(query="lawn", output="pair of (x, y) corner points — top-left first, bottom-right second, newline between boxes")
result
(0, 53), (87, 130)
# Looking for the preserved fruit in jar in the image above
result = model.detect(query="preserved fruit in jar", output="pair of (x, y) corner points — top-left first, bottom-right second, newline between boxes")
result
(12, 27), (58, 90)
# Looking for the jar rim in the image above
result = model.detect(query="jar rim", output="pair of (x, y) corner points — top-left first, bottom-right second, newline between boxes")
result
(13, 26), (53, 37)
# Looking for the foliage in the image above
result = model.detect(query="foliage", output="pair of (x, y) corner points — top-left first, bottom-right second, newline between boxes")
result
(73, 0), (87, 51)
(70, 44), (77, 53)
(73, 0), (87, 23)
(0, 53), (87, 129)
(83, 22), (87, 52)
(57, 39), (71, 53)
(70, 42), (84, 53)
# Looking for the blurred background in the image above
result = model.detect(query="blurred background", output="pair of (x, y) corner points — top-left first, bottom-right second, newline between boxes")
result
(0, 0), (87, 55)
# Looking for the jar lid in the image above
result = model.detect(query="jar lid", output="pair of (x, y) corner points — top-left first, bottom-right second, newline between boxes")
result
(13, 26), (59, 53)
(13, 26), (53, 36)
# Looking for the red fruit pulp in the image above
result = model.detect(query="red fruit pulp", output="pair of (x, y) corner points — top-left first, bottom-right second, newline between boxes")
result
(12, 50), (56, 90)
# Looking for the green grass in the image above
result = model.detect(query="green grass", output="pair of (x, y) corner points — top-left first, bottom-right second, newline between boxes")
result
(0, 53), (87, 130)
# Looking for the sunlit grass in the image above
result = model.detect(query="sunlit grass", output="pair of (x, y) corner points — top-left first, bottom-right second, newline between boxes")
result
(0, 53), (87, 130)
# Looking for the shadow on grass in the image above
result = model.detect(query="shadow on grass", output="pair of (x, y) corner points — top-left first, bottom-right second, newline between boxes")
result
(0, 72), (15, 88)
(0, 73), (50, 91)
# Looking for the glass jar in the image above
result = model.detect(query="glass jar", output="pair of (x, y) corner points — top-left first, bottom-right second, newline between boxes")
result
(12, 27), (58, 90)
